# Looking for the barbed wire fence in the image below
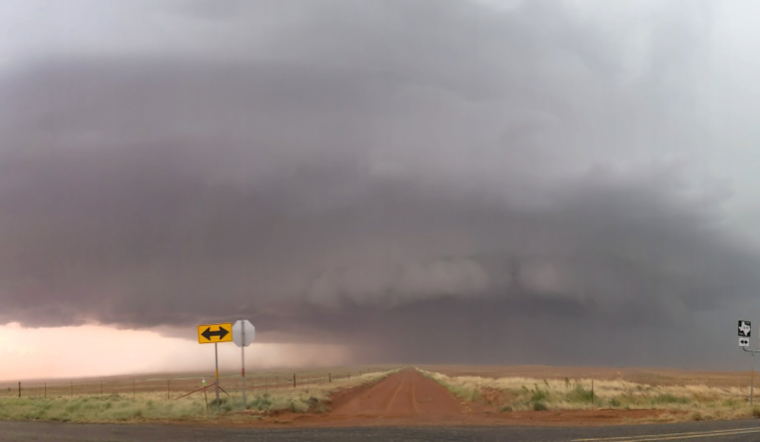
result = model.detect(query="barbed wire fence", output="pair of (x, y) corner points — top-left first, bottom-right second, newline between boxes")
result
(0, 367), (390, 400)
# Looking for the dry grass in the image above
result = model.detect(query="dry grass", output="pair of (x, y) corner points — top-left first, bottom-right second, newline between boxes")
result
(418, 368), (755, 422)
(0, 368), (399, 423)
(417, 365), (751, 388)
(238, 368), (400, 415)
(0, 365), (396, 399)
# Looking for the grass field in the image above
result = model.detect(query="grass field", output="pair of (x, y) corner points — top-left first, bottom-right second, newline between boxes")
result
(0, 366), (395, 399)
(0, 367), (399, 423)
(416, 365), (754, 388)
(418, 366), (757, 422)
(4, 365), (757, 425)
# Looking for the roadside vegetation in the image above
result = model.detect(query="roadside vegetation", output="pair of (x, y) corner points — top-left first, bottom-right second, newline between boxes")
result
(0, 369), (398, 423)
(418, 369), (756, 422)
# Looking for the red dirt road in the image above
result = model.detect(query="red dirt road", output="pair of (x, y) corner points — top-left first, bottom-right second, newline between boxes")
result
(235, 368), (681, 428)
(330, 368), (461, 419)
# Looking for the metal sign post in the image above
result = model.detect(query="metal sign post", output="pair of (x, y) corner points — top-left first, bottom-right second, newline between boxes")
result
(241, 331), (246, 406)
(232, 320), (256, 409)
(739, 320), (756, 406)
(197, 322), (233, 408)
(742, 349), (757, 406)
(214, 342), (220, 405)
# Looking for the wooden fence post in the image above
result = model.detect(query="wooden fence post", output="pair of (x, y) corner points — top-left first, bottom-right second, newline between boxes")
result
(293, 374), (296, 388)
(18, 382), (20, 398)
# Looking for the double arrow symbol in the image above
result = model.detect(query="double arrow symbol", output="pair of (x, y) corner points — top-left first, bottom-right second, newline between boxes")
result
(197, 322), (232, 344)
(201, 326), (229, 341)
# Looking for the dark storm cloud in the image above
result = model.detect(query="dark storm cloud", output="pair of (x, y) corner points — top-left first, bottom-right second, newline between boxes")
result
(0, 0), (753, 365)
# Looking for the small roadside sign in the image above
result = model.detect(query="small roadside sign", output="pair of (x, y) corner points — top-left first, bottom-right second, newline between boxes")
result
(232, 319), (256, 408)
(197, 323), (233, 344)
(739, 321), (752, 337)
(232, 320), (255, 348)
(738, 320), (758, 406)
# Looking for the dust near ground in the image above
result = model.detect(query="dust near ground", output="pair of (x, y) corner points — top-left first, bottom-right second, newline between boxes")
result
(225, 368), (680, 428)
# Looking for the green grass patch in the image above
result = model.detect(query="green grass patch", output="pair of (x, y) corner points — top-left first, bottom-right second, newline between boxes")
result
(566, 384), (594, 403)
(247, 394), (273, 411)
(530, 387), (550, 403)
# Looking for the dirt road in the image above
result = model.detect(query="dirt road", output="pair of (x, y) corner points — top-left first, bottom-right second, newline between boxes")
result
(330, 368), (461, 419)
(282, 368), (671, 428)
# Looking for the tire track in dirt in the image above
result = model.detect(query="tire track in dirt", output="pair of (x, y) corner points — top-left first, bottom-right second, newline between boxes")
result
(412, 383), (419, 413)
(329, 368), (461, 420)
(385, 378), (405, 413)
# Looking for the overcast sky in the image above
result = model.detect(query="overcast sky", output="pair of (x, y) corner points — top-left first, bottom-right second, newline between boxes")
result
(3, 0), (760, 377)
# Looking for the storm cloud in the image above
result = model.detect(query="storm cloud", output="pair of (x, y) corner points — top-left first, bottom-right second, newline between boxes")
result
(2, 0), (759, 367)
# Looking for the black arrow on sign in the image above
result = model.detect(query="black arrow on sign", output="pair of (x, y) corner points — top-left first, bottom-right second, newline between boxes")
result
(202, 326), (229, 341)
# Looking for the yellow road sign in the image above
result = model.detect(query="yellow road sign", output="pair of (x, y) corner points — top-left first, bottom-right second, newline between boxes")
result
(197, 323), (233, 344)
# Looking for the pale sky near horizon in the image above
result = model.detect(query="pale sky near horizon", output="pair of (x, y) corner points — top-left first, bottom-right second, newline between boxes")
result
(0, 323), (350, 382)
(4, 0), (760, 379)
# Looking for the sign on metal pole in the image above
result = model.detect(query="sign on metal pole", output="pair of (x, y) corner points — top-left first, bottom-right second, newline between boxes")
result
(232, 320), (255, 347)
(232, 320), (256, 409)
(739, 320), (756, 406)
(198, 322), (233, 406)
(198, 323), (233, 344)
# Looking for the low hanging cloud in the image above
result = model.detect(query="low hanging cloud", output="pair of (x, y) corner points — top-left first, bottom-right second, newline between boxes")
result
(307, 258), (491, 308)
(1, 0), (758, 367)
